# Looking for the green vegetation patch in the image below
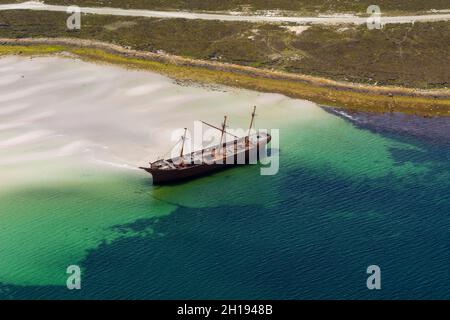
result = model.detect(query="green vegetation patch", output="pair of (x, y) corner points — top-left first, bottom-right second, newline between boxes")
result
(1, 10), (449, 89)
(0, 44), (65, 55)
(1, 43), (449, 116)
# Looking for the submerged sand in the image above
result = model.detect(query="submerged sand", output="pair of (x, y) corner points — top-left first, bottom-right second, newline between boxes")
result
(1, 55), (432, 287)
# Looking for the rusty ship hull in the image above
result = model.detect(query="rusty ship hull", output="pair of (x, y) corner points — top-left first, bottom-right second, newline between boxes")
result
(140, 133), (271, 184)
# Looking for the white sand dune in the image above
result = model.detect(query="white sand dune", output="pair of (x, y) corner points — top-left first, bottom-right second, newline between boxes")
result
(0, 103), (31, 116)
(0, 130), (51, 147)
(0, 56), (321, 191)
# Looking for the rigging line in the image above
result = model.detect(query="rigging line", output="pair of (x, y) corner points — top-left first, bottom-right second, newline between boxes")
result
(156, 135), (184, 161)
(201, 120), (239, 139)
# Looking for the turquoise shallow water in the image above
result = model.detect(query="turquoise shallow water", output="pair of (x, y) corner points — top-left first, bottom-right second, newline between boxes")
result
(1, 107), (450, 299)
(1, 57), (450, 299)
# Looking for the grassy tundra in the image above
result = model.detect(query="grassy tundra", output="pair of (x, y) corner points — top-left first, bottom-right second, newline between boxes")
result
(0, 9), (449, 115)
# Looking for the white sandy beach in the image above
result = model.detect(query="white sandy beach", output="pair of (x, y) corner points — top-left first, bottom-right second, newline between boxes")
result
(0, 56), (321, 191)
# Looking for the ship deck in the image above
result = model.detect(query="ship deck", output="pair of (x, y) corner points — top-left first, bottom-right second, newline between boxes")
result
(150, 132), (270, 171)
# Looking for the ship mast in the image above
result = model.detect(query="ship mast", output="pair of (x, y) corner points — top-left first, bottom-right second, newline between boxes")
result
(245, 106), (257, 147)
(179, 128), (187, 158)
(219, 116), (227, 147)
(247, 106), (256, 137)
(201, 121), (239, 139)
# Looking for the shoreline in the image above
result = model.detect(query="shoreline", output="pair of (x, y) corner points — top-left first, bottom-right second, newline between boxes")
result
(323, 106), (450, 145)
(1, 37), (449, 117)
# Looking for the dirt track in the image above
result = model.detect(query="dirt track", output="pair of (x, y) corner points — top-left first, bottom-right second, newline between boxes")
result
(2, 1), (450, 25)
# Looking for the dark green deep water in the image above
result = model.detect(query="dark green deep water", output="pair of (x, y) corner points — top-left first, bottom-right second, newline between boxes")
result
(1, 108), (450, 300)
